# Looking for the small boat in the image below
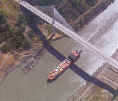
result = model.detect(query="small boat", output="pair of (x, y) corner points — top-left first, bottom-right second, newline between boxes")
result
(48, 50), (82, 80)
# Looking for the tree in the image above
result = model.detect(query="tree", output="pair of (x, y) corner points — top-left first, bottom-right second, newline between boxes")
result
(38, 0), (59, 5)
(0, 11), (31, 52)
(0, 12), (12, 43)
(0, 12), (6, 24)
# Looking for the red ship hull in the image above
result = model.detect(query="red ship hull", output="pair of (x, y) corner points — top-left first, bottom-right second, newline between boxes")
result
(48, 50), (82, 80)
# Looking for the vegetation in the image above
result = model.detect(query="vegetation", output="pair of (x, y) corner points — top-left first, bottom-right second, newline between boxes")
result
(57, 0), (98, 22)
(36, 0), (97, 22)
(37, 0), (59, 5)
(38, 0), (96, 6)
(0, 1), (31, 53)
(0, 0), (20, 26)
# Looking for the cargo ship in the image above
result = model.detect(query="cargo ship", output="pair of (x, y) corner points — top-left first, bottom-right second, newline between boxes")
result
(48, 50), (82, 80)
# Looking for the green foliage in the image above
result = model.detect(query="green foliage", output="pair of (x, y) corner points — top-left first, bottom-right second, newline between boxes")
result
(47, 24), (52, 36)
(0, 43), (10, 53)
(0, 12), (12, 42)
(38, 0), (59, 5)
(86, 0), (97, 6)
(0, 12), (31, 52)
(75, 0), (96, 6)
(57, 0), (97, 22)
(0, 11), (6, 24)
(16, 14), (27, 27)
(71, 0), (96, 11)
(28, 31), (35, 39)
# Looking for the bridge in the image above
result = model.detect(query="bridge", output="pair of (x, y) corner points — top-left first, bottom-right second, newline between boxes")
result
(16, 0), (118, 69)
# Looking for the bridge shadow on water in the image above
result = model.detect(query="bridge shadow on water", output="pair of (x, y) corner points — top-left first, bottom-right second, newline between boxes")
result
(21, 5), (118, 100)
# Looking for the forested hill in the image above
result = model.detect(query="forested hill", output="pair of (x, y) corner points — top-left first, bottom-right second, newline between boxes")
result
(0, 0), (30, 53)
(30, 0), (96, 6)
(27, 0), (97, 22)
(25, 0), (114, 26)
(56, 0), (97, 22)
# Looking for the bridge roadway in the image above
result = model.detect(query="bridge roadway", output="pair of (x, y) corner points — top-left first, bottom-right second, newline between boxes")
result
(17, 0), (118, 69)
